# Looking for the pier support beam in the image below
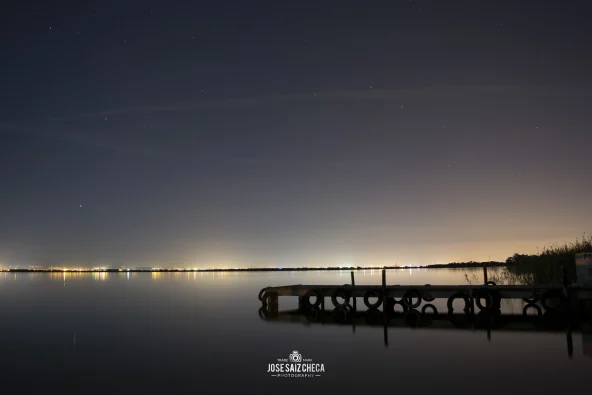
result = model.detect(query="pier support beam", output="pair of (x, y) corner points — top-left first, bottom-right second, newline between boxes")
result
(265, 292), (279, 316)
(298, 296), (306, 310)
(351, 271), (357, 334)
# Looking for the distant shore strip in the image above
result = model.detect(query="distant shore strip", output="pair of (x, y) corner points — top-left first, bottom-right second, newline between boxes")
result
(1, 262), (507, 273)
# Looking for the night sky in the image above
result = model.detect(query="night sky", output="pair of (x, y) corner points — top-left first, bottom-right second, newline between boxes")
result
(1, 1), (591, 268)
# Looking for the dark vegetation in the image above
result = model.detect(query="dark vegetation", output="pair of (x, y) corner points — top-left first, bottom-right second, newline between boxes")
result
(489, 234), (592, 285)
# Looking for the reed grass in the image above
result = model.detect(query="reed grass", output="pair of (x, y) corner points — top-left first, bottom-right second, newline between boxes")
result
(469, 234), (592, 286)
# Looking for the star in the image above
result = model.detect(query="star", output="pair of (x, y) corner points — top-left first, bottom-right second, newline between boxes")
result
(49, 26), (52, 30)
(104, 117), (108, 121)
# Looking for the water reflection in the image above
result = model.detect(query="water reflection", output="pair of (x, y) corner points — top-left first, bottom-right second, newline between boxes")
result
(0, 270), (590, 394)
(259, 303), (592, 359)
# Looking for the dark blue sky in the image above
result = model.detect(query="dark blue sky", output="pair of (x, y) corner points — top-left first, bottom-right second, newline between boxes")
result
(1, 1), (592, 268)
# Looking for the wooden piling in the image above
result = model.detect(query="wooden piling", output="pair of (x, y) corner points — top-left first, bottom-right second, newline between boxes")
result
(483, 265), (488, 285)
(298, 296), (306, 310)
(265, 292), (279, 316)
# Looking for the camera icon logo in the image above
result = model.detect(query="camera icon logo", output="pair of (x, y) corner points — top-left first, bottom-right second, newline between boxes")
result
(289, 350), (302, 363)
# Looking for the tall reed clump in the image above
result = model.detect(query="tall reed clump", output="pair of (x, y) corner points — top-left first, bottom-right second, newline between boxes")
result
(485, 234), (592, 286)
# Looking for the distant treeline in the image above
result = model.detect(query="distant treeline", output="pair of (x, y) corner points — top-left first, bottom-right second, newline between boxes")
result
(5, 261), (507, 273)
(426, 261), (507, 269)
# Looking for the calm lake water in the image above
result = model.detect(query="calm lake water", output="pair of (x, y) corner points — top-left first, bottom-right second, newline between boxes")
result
(1, 268), (590, 394)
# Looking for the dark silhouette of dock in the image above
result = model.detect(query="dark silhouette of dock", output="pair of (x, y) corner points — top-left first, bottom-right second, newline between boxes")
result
(258, 268), (592, 357)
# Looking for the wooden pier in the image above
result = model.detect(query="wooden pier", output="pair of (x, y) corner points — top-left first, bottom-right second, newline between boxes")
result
(257, 269), (592, 318)
(257, 267), (592, 357)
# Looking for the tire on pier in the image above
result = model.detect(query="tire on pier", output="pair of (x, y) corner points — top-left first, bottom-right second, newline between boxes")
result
(541, 289), (565, 311)
(363, 290), (383, 309)
(474, 288), (501, 311)
(421, 304), (438, 315)
(420, 304), (438, 326)
(331, 288), (351, 308)
(422, 284), (435, 302)
(522, 302), (542, 317)
(386, 297), (409, 316)
(303, 290), (323, 308)
(258, 287), (270, 302)
(447, 292), (472, 313)
(403, 289), (422, 309)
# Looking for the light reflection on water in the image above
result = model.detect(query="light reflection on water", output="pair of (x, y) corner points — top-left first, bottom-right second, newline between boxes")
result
(0, 268), (590, 394)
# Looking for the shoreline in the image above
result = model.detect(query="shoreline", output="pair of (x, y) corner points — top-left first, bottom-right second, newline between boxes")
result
(1, 262), (507, 273)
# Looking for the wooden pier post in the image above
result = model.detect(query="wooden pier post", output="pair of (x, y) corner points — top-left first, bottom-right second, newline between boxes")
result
(298, 296), (306, 310)
(265, 292), (279, 316)
(483, 265), (488, 285)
